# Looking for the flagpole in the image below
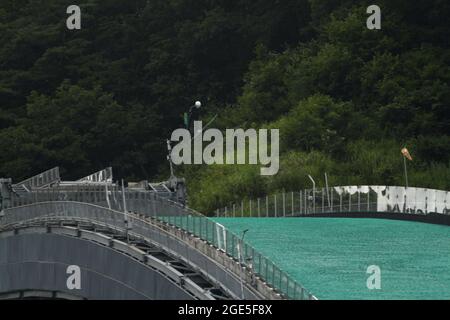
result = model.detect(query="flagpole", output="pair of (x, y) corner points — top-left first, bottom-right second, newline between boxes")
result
(403, 154), (408, 189)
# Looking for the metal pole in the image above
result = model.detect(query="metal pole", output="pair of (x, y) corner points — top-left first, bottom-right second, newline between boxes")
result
(299, 191), (302, 215)
(291, 191), (294, 216)
(272, 264), (275, 287)
(322, 188), (325, 213)
(121, 179), (129, 241)
(274, 194), (277, 217)
(325, 173), (331, 209)
(239, 229), (249, 300)
(286, 277), (290, 298)
(403, 156), (409, 189)
(308, 175), (316, 213)
(304, 190), (307, 214)
(331, 188), (334, 212)
(358, 189), (361, 212)
(105, 180), (111, 209)
(349, 193), (352, 212)
(257, 198), (260, 218)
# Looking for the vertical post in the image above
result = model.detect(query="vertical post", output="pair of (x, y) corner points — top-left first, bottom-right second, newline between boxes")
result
(340, 193), (343, 212)
(233, 204), (236, 217)
(403, 155), (409, 189)
(105, 180), (111, 209)
(265, 258), (268, 284)
(258, 254), (262, 275)
(298, 190), (303, 214)
(272, 265), (275, 287)
(231, 235), (235, 258)
(121, 179), (129, 241)
(304, 190), (307, 214)
(349, 193), (352, 212)
(303, 190), (306, 214)
(291, 191), (294, 216)
(358, 189), (361, 212)
(278, 270), (282, 292)
(282, 191), (286, 217)
(257, 198), (261, 218)
(307, 175), (316, 214)
(367, 190), (370, 211)
(274, 194), (277, 217)
(286, 277), (290, 298)
(122, 179), (127, 213)
(238, 230), (249, 300)
(325, 172), (331, 209)
(300, 191), (302, 215)
(266, 195), (269, 217)
(330, 189), (334, 212)
(78, 185), (82, 203)
(404, 193), (407, 214)
(249, 199), (252, 217)
(313, 189), (316, 214)
(322, 188), (325, 213)
(241, 200), (244, 217)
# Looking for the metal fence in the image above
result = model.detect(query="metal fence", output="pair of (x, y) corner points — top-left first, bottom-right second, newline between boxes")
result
(214, 186), (450, 217)
(158, 214), (315, 300)
(13, 167), (60, 190)
(6, 185), (173, 213)
(0, 187), (315, 300)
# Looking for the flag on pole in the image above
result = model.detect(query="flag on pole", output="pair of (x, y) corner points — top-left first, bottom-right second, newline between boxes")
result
(401, 147), (413, 161)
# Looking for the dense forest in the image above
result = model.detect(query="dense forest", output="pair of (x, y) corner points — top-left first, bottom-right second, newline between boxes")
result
(0, 1), (449, 214)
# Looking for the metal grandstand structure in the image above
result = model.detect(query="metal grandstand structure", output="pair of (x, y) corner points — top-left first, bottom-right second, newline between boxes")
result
(0, 168), (315, 300)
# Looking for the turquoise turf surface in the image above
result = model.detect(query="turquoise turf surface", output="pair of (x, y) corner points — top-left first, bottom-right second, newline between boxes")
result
(214, 217), (450, 300)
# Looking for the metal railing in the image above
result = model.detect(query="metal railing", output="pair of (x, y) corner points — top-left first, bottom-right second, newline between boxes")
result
(13, 167), (60, 190)
(0, 187), (315, 300)
(214, 186), (450, 218)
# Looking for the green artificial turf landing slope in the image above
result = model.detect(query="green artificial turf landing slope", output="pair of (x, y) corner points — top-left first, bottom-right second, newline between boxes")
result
(214, 218), (450, 300)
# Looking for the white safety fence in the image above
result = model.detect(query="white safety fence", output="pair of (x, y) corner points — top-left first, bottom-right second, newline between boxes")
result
(214, 186), (450, 217)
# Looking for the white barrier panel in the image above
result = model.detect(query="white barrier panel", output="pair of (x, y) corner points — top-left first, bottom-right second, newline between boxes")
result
(333, 186), (449, 214)
(215, 223), (227, 252)
(77, 167), (113, 183)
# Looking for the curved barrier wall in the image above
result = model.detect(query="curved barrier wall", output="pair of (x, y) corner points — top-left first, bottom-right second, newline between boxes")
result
(0, 231), (194, 300)
(214, 186), (450, 218)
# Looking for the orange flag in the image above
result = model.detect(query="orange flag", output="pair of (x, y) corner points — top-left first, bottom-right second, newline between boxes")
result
(401, 147), (413, 161)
